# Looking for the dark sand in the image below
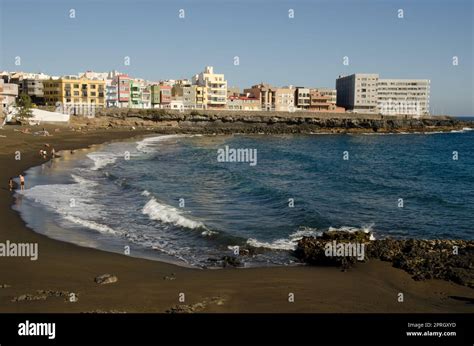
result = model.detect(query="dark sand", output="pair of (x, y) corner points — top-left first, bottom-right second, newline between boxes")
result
(0, 125), (472, 313)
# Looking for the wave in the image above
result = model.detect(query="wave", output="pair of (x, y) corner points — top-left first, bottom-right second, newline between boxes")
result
(142, 196), (206, 230)
(64, 215), (120, 235)
(246, 226), (321, 251)
(86, 151), (118, 170)
(451, 127), (473, 133)
(328, 224), (376, 240)
(246, 224), (375, 251)
(136, 134), (187, 153)
(246, 238), (299, 251)
(70, 174), (98, 186)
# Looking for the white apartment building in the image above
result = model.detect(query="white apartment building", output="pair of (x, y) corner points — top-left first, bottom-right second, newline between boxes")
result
(192, 66), (227, 109)
(377, 79), (430, 115)
(336, 73), (430, 115)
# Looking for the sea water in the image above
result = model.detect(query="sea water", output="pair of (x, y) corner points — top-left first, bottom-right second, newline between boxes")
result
(14, 128), (474, 267)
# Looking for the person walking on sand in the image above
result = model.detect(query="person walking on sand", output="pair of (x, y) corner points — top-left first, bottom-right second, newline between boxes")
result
(19, 174), (25, 191)
(8, 177), (14, 191)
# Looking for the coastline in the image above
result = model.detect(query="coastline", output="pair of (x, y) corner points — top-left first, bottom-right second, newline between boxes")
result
(0, 124), (473, 313)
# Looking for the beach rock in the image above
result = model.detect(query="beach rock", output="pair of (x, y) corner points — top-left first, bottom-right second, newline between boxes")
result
(221, 255), (241, 267)
(166, 296), (225, 313)
(12, 290), (77, 303)
(296, 232), (474, 288)
(293, 230), (371, 268)
(94, 274), (118, 285)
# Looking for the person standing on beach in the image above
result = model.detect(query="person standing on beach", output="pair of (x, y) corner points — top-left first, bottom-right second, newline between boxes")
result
(8, 177), (14, 191)
(51, 147), (56, 158)
(19, 174), (25, 191)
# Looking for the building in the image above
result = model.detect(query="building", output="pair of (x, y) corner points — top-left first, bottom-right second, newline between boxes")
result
(227, 95), (261, 111)
(336, 73), (430, 115)
(317, 88), (337, 104)
(150, 85), (161, 108)
(170, 99), (185, 110)
(192, 66), (227, 109)
(115, 74), (130, 108)
(227, 86), (240, 98)
(105, 78), (118, 108)
(0, 80), (19, 113)
(295, 87), (310, 110)
(19, 78), (45, 105)
(172, 84), (198, 109)
(336, 74), (379, 113)
(309, 88), (344, 112)
(377, 79), (430, 115)
(43, 76), (106, 109)
(274, 86), (295, 112)
(128, 79), (151, 109)
(244, 83), (277, 111)
(1, 80), (19, 111)
(159, 85), (172, 108)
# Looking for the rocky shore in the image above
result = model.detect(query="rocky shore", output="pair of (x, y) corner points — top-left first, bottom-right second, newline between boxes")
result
(64, 108), (469, 134)
(295, 231), (474, 288)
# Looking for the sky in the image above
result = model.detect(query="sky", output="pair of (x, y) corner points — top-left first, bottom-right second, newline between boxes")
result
(0, 0), (473, 115)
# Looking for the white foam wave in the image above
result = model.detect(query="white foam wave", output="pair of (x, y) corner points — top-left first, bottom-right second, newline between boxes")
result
(246, 238), (297, 251)
(64, 215), (119, 235)
(136, 134), (186, 153)
(246, 227), (321, 251)
(451, 127), (473, 133)
(142, 197), (205, 230)
(246, 224), (375, 251)
(70, 174), (98, 186)
(201, 230), (218, 236)
(328, 224), (376, 240)
(86, 151), (117, 170)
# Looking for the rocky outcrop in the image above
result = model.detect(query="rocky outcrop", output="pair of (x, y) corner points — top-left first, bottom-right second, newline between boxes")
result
(295, 232), (474, 288)
(294, 231), (372, 269)
(89, 108), (466, 134)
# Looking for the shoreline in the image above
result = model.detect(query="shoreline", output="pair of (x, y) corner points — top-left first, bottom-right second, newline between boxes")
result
(0, 124), (473, 313)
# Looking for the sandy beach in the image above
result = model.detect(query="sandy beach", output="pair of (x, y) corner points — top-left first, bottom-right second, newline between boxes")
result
(0, 124), (472, 313)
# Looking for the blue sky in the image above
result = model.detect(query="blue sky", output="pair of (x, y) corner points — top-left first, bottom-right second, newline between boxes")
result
(0, 0), (473, 115)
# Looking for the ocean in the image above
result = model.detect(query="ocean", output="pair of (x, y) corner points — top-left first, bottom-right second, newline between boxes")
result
(14, 126), (474, 267)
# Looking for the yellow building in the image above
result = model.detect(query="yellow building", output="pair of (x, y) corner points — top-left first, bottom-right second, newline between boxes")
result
(43, 77), (106, 108)
(192, 66), (227, 109)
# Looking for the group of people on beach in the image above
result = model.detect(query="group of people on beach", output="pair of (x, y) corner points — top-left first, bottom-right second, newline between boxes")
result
(39, 144), (56, 159)
(9, 175), (24, 192)
(9, 144), (58, 192)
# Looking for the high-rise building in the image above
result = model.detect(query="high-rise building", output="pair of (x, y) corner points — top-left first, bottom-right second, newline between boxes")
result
(192, 66), (227, 109)
(336, 73), (430, 115)
(336, 74), (379, 113)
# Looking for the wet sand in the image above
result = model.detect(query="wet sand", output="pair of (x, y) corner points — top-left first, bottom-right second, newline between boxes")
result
(0, 124), (472, 313)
